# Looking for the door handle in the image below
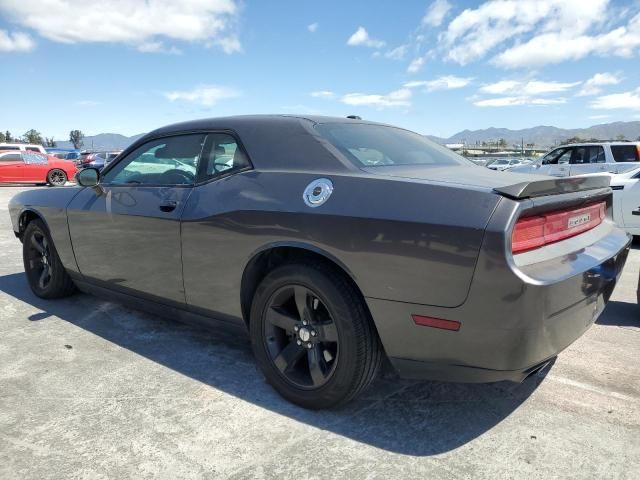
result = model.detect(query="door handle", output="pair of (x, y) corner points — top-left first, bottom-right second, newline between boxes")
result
(159, 200), (177, 212)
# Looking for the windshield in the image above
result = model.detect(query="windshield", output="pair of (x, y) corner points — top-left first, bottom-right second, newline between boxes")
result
(315, 123), (472, 168)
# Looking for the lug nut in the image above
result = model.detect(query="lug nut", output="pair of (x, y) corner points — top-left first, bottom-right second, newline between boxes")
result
(307, 343), (312, 349)
(297, 340), (302, 346)
(311, 330), (317, 337)
(302, 320), (308, 326)
(294, 326), (299, 332)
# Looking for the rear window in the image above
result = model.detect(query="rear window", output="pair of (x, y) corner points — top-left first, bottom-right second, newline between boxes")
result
(315, 123), (471, 167)
(611, 145), (639, 162)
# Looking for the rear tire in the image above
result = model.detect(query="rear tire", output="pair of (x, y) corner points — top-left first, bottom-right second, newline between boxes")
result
(250, 262), (382, 409)
(23, 219), (75, 299)
(47, 169), (67, 186)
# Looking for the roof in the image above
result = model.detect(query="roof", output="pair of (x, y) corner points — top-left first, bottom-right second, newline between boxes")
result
(136, 114), (387, 173)
(147, 114), (388, 137)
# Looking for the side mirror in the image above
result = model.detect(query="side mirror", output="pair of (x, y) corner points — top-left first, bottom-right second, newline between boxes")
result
(76, 168), (99, 187)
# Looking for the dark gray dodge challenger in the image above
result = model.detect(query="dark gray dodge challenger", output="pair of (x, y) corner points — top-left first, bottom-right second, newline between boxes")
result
(9, 115), (631, 409)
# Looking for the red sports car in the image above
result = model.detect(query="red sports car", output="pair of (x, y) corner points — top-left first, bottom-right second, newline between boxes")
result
(0, 151), (77, 186)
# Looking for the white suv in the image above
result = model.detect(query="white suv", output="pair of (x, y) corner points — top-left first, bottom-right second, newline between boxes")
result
(509, 142), (640, 177)
(0, 143), (47, 154)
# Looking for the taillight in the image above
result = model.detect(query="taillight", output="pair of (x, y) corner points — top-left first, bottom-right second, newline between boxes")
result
(636, 144), (640, 162)
(512, 201), (606, 254)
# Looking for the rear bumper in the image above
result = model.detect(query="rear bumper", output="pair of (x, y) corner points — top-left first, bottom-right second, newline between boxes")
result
(366, 221), (631, 383)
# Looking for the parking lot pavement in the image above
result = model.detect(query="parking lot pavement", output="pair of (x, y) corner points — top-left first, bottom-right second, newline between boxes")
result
(0, 186), (639, 480)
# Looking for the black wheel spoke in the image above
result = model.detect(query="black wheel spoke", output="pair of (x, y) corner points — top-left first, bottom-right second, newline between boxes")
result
(315, 323), (338, 343)
(273, 341), (306, 374)
(38, 268), (49, 289)
(31, 235), (45, 254)
(293, 285), (309, 320)
(266, 306), (298, 333)
(307, 346), (326, 387)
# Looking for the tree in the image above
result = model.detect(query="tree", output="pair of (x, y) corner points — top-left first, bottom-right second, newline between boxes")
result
(23, 129), (44, 145)
(637, 136), (640, 142)
(45, 137), (56, 148)
(69, 129), (84, 149)
(0, 131), (5, 143)
(498, 138), (507, 148)
(616, 134), (627, 141)
(5, 131), (12, 142)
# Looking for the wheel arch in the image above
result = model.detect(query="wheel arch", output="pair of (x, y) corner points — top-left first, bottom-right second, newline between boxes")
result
(239, 242), (364, 328)
(17, 208), (49, 239)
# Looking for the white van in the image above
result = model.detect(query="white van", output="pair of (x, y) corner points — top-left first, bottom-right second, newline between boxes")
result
(0, 143), (47, 154)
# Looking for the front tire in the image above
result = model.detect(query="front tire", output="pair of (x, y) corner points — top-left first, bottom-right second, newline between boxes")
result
(47, 169), (67, 186)
(23, 219), (75, 299)
(250, 262), (383, 409)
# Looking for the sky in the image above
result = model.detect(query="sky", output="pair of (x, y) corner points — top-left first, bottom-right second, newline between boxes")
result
(1, 0), (640, 140)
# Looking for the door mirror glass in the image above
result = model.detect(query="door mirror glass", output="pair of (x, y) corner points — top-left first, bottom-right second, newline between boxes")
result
(77, 168), (99, 187)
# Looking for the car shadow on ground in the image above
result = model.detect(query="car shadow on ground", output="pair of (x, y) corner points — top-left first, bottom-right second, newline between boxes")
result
(0, 272), (549, 456)
(596, 300), (639, 326)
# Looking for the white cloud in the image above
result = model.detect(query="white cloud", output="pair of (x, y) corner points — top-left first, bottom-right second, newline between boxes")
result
(307, 23), (318, 33)
(137, 41), (182, 55)
(346, 26), (385, 48)
(588, 114), (611, 120)
(0, 0), (241, 53)
(479, 79), (580, 95)
(407, 56), (426, 73)
(311, 90), (335, 99)
(590, 89), (640, 110)
(341, 88), (411, 108)
(404, 75), (473, 91)
(384, 44), (409, 60)
(423, 0), (452, 27)
(0, 30), (35, 52)
(439, 0), (614, 66)
(577, 72), (622, 96)
(164, 85), (241, 107)
(474, 96), (567, 107)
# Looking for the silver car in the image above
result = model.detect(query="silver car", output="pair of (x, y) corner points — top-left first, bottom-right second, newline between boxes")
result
(510, 142), (640, 177)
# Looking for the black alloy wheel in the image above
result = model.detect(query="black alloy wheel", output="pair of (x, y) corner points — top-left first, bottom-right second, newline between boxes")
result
(23, 219), (75, 299)
(250, 262), (382, 409)
(263, 284), (339, 389)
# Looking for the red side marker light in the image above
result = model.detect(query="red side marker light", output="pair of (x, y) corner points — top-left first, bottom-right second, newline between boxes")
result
(412, 314), (461, 331)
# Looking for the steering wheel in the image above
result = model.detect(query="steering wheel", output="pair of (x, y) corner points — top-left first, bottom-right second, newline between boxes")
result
(161, 169), (195, 184)
(211, 162), (232, 174)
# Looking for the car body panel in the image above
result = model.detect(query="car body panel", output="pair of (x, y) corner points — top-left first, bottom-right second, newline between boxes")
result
(67, 185), (193, 305)
(8, 115), (632, 383)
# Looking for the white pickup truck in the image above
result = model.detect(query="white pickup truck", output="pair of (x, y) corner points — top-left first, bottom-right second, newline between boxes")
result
(0, 143), (47, 154)
(510, 142), (640, 177)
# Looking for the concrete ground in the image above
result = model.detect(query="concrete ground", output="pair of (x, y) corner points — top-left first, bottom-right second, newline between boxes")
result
(0, 185), (638, 480)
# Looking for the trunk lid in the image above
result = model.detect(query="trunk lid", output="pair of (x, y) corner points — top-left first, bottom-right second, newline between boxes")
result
(362, 165), (611, 199)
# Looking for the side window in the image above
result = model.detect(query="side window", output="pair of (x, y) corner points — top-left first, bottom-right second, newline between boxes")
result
(542, 148), (566, 165)
(22, 152), (48, 165)
(0, 153), (23, 162)
(593, 146), (606, 163)
(102, 134), (206, 186)
(197, 133), (251, 182)
(554, 149), (572, 165)
(26, 147), (41, 152)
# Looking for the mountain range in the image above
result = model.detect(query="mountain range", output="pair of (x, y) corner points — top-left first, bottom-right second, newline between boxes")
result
(55, 133), (145, 151)
(427, 121), (640, 147)
(50, 121), (640, 151)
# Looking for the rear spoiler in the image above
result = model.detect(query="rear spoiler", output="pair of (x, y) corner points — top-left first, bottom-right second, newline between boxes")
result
(494, 175), (611, 200)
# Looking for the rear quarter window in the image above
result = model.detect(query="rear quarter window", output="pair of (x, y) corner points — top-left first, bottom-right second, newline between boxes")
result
(611, 145), (640, 162)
